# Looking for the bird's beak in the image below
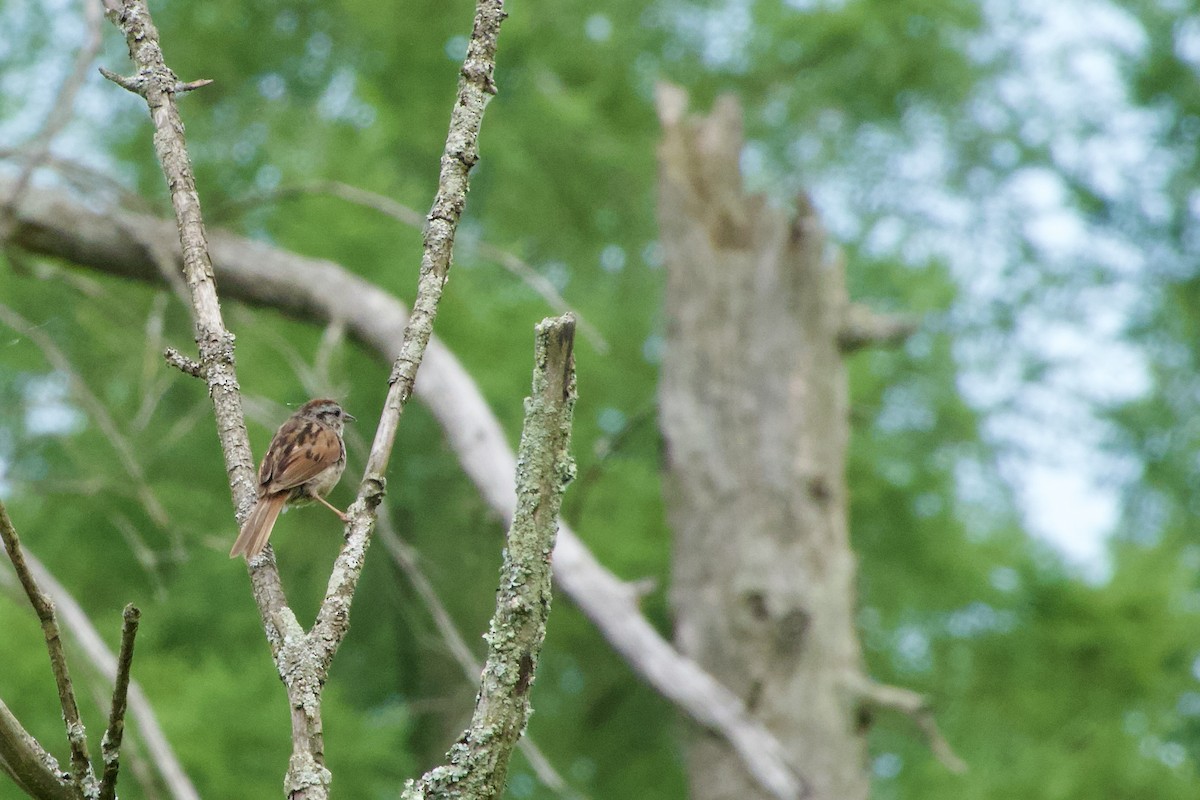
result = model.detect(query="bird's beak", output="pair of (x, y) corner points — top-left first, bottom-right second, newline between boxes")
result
(344, 412), (356, 423)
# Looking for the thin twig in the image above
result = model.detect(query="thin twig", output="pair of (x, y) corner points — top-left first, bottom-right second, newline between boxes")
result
(24, 552), (201, 800)
(0, 301), (173, 531)
(846, 673), (967, 774)
(0, 0), (103, 237)
(110, 513), (169, 599)
(0, 501), (95, 792)
(403, 314), (576, 800)
(163, 347), (202, 377)
(99, 603), (141, 800)
(218, 180), (608, 352)
(83, 681), (163, 800)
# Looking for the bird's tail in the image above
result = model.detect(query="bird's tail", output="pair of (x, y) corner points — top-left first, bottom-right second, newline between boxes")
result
(229, 494), (287, 559)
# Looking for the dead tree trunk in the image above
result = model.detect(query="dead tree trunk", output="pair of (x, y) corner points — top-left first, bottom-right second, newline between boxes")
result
(656, 86), (870, 800)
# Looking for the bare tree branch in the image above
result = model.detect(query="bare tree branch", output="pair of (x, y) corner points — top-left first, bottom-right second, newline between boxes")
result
(371, 483), (582, 800)
(403, 314), (576, 800)
(838, 302), (920, 353)
(102, 0), (507, 797)
(0, 501), (95, 794)
(845, 674), (967, 774)
(308, 0), (506, 670)
(98, 604), (141, 800)
(162, 347), (202, 377)
(100, 0), (256, 517)
(5, 173), (802, 799)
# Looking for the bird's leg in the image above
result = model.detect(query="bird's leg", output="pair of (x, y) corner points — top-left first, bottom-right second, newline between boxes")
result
(311, 493), (350, 522)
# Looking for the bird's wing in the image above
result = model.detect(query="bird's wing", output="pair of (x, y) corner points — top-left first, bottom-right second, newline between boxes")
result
(259, 419), (342, 494)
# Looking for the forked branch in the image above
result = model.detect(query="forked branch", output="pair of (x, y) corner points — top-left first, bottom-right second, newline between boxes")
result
(101, 0), (507, 797)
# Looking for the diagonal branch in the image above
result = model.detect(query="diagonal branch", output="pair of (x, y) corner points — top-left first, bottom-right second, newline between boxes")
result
(0, 0), (103, 240)
(100, 0), (258, 524)
(308, 0), (506, 672)
(403, 314), (576, 800)
(0, 501), (95, 793)
(0, 697), (77, 800)
(846, 673), (967, 774)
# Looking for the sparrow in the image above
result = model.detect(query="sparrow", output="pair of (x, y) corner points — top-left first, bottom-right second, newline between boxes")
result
(229, 398), (354, 559)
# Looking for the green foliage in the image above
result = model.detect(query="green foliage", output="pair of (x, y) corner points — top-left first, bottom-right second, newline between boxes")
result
(3, 0), (1200, 798)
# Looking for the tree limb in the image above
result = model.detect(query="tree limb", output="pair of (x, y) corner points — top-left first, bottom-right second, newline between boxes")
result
(403, 314), (576, 800)
(4, 173), (803, 800)
(369, 483), (582, 799)
(838, 302), (920, 353)
(845, 673), (967, 774)
(0, 501), (95, 794)
(307, 0), (507, 672)
(0, 698), (77, 800)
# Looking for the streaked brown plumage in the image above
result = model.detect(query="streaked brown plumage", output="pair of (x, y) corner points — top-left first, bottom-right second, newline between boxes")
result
(229, 398), (354, 559)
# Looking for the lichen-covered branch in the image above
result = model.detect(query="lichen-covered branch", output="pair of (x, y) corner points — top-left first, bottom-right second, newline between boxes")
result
(370, 504), (576, 797)
(101, 0), (260, 529)
(0, 697), (76, 800)
(308, 0), (507, 670)
(99, 604), (141, 800)
(0, 501), (95, 794)
(403, 314), (576, 800)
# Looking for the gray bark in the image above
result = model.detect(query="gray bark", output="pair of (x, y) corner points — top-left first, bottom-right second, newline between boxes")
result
(656, 85), (870, 800)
